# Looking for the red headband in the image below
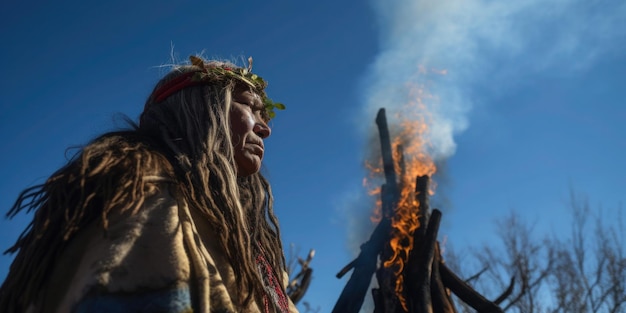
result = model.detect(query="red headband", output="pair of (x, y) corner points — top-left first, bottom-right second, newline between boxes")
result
(151, 71), (204, 103)
(149, 58), (285, 119)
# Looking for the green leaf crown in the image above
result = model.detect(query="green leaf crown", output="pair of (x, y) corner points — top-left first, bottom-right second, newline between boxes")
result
(190, 56), (285, 119)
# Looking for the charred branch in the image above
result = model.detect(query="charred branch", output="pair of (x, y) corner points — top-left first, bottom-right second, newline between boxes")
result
(406, 209), (442, 313)
(332, 109), (402, 313)
(430, 243), (458, 313)
(415, 175), (430, 238)
(440, 264), (504, 313)
(376, 108), (400, 200)
(336, 259), (357, 279)
(332, 214), (390, 313)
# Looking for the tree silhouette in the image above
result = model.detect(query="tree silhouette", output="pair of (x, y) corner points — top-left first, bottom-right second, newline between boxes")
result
(445, 191), (625, 313)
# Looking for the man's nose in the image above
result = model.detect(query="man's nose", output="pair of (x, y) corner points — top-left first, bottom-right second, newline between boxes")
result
(254, 121), (271, 138)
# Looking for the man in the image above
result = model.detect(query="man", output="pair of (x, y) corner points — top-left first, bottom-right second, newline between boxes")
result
(1, 56), (296, 313)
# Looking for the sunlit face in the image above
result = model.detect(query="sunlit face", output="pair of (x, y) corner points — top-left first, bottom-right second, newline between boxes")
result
(230, 86), (271, 177)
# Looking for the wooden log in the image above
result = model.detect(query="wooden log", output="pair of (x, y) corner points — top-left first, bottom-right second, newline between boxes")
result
(407, 209), (442, 313)
(332, 210), (390, 313)
(439, 263), (504, 313)
(403, 175), (430, 312)
(372, 288), (384, 313)
(375, 251), (402, 313)
(415, 175), (430, 238)
(430, 243), (457, 313)
(333, 109), (401, 313)
(376, 108), (400, 207)
(375, 110), (408, 313)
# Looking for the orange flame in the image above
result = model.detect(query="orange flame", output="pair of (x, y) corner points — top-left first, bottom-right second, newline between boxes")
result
(364, 74), (441, 310)
(364, 161), (384, 223)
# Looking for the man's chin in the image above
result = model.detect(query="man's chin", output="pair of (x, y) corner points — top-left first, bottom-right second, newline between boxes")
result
(235, 155), (262, 177)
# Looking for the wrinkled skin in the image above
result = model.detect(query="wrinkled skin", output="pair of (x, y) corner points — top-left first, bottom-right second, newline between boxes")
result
(230, 86), (271, 176)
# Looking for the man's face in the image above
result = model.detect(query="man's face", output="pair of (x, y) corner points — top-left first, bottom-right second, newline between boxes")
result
(230, 86), (271, 176)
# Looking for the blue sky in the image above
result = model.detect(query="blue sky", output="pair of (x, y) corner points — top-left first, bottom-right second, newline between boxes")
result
(1, 0), (625, 311)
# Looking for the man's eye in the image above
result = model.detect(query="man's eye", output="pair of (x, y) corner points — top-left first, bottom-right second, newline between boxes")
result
(250, 103), (264, 111)
(237, 100), (253, 108)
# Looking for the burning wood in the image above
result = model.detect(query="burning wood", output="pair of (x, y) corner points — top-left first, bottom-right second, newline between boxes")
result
(333, 108), (509, 313)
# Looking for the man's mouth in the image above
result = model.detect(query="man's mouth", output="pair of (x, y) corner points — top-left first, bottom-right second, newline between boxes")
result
(246, 141), (264, 156)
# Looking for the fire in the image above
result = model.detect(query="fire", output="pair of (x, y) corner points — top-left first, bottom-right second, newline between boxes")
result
(364, 77), (439, 310)
(363, 162), (383, 223)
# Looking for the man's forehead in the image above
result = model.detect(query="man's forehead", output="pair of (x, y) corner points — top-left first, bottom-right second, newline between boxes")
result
(234, 86), (262, 100)
(234, 83), (258, 94)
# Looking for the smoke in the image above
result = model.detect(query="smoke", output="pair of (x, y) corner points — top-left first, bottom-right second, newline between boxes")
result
(335, 2), (624, 311)
(360, 0), (626, 159)
(338, 0), (626, 297)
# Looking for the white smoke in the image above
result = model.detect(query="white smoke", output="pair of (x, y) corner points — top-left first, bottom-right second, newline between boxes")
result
(360, 0), (626, 159)
(340, 1), (625, 310)
(358, 0), (625, 265)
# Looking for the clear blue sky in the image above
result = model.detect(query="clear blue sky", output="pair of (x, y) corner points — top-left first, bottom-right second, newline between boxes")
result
(1, 0), (625, 311)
